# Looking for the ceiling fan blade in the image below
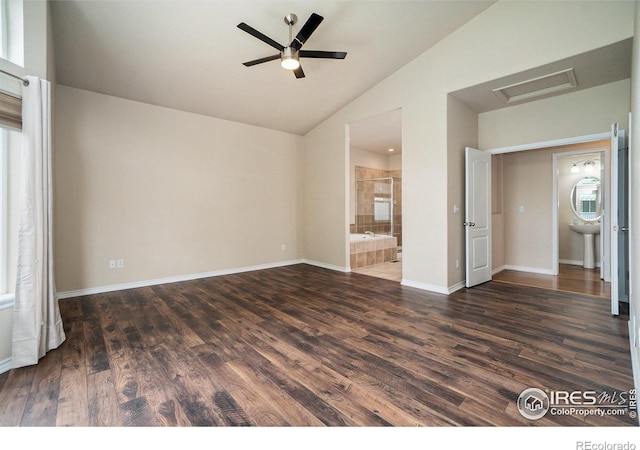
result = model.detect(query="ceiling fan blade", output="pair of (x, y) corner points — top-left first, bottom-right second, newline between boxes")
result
(237, 22), (284, 51)
(294, 66), (305, 79)
(290, 13), (323, 51)
(242, 54), (281, 67)
(300, 50), (347, 60)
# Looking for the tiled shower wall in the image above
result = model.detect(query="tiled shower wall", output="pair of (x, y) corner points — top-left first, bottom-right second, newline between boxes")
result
(352, 166), (402, 247)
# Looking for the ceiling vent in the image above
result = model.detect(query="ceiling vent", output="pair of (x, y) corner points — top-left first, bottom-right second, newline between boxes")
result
(492, 68), (578, 104)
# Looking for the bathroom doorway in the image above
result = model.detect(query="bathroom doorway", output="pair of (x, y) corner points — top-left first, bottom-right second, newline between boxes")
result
(347, 108), (402, 282)
(556, 149), (606, 279)
(489, 135), (613, 299)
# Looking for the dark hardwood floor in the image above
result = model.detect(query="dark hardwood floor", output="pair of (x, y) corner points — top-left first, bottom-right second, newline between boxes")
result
(493, 264), (610, 299)
(0, 264), (635, 427)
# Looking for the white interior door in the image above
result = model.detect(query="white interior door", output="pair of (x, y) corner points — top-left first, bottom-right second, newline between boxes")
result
(611, 123), (630, 315)
(465, 147), (492, 288)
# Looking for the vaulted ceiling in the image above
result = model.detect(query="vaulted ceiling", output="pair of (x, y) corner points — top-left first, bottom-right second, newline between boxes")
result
(51, 1), (495, 136)
(51, 1), (633, 157)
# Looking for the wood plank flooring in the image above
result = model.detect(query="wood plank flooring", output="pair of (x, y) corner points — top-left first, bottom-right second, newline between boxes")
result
(0, 263), (636, 427)
(493, 264), (610, 299)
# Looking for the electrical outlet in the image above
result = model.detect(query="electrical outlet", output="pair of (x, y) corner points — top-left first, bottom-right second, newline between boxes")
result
(117, 259), (124, 268)
(281, 244), (286, 251)
(455, 259), (459, 268)
(109, 260), (116, 269)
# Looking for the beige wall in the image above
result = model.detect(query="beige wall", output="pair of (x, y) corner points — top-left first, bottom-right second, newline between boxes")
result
(303, 1), (634, 291)
(446, 95), (478, 287)
(502, 150), (554, 271)
(496, 141), (609, 273)
(491, 154), (505, 271)
(479, 79), (631, 150)
(54, 85), (303, 293)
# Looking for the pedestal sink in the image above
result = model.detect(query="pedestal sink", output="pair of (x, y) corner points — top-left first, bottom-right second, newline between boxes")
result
(569, 223), (601, 269)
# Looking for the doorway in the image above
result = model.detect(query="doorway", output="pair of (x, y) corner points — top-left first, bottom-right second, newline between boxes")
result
(555, 149), (606, 280)
(347, 108), (403, 282)
(488, 135), (613, 298)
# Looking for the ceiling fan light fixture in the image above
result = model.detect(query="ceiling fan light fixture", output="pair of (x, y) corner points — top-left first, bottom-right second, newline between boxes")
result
(281, 47), (300, 70)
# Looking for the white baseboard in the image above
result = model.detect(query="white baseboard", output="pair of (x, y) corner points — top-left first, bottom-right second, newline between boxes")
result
(503, 265), (555, 276)
(57, 259), (305, 299)
(0, 357), (11, 375)
(447, 281), (466, 294)
(302, 259), (351, 273)
(401, 279), (449, 295)
(559, 259), (601, 268)
(559, 259), (583, 266)
(492, 265), (506, 275)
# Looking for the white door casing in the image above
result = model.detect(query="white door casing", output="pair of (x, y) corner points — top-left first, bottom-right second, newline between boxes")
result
(611, 123), (630, 315)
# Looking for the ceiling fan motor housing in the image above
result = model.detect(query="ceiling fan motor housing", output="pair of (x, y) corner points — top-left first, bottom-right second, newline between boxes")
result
(281, 47), (299, 61)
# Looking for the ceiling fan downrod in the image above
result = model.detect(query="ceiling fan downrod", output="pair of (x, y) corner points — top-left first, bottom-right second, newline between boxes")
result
(284, 13), (297, 43)
(282, 13), (300, 70)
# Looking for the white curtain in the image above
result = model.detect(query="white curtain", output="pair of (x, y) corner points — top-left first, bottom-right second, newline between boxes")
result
(12, 76), (65, 368)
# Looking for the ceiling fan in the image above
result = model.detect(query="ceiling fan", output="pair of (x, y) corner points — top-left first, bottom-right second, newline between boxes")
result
(237, 13), (347, 79)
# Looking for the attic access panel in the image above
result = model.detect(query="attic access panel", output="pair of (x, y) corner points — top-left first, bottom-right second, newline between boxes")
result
(492, 68), (578, 104)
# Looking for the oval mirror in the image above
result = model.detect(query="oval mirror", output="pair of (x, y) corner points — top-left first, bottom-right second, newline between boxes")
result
(570, 176), (601, 222)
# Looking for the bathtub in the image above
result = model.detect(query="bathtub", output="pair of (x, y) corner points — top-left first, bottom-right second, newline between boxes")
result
(349, 233), (393, 242)
(350, 233), (398, 268)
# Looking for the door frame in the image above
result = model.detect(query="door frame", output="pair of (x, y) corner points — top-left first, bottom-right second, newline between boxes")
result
(487, 130), (612, 280)
(552, 147), (609, 277)
(611, 124), (630, 315)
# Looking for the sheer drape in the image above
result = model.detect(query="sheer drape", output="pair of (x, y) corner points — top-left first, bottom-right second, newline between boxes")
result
(12, 76), (65, 368)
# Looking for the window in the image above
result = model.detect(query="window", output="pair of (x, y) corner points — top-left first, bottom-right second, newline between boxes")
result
(0, 127), (8, 295)
(0, 125), (20, 299)
(373, 181), (391, 222)
(0, 0), (23, 67)
(0, 0), (24, 302)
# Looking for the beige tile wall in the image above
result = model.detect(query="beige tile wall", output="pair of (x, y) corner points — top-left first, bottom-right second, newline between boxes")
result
(353, 165), (402, 247)
(349, 236), (398, 269)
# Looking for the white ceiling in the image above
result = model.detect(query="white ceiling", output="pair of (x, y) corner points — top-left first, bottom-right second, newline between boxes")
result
(51, 1), (632, 155)
(51, 0), (496, 136)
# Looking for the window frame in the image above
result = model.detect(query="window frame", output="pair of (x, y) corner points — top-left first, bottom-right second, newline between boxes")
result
(0, 127), (8, 297)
